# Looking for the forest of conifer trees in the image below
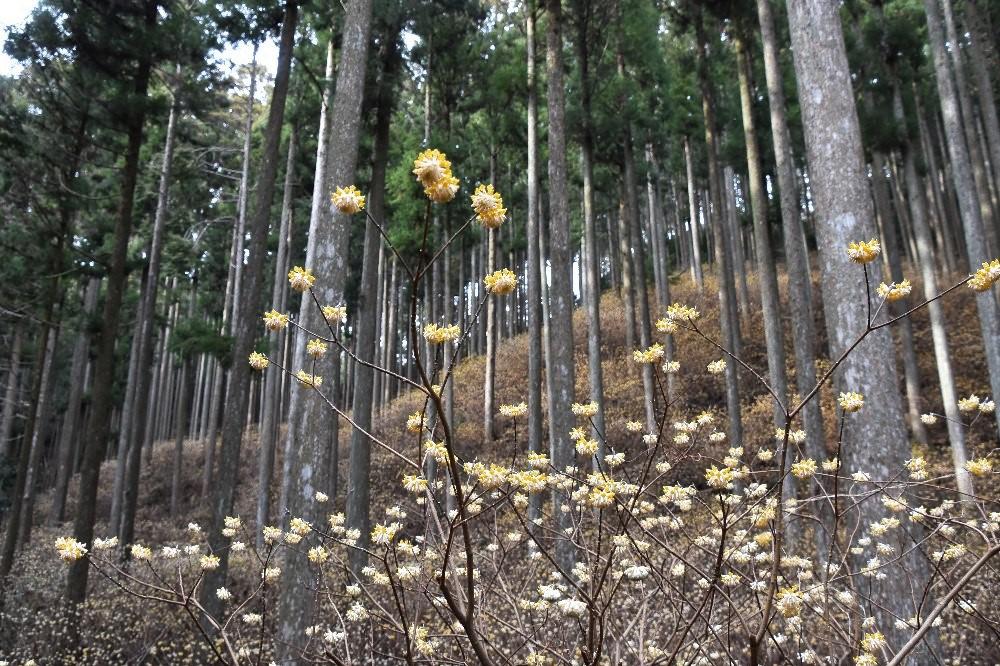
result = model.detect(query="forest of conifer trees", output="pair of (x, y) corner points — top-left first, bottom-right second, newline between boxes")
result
(1, 0), (1000, 663)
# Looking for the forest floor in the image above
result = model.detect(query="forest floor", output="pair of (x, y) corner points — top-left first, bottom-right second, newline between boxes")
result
(2, 266), (998, 663)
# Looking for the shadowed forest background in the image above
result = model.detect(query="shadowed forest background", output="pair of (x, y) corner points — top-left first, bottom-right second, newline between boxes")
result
(1, 0), (1000, 663)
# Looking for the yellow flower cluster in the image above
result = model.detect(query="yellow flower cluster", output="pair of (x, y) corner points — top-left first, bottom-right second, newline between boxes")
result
(847, 238), (881, 264)
(248, 352), (269, 370)
(705, 465), (734, 489)
(575, 437), (599, 457)
(665, 303), (699, 322)
(413, 149), (459, 203)
(965, 457), (993, 476)
(322, 305), (347, 324)
(406, 411), (425, 433)
(484, 268), (518, 295)
(471, 184), (507, 228)
(876, 279), (911, 302)
(655, 317), (678, 334)
(402, 474), (428, 494)
(371, 522), (400, 546)
(571, 402), (599, 418)
(499, 402), (527, 417)
(263, 309), (289, 332)
(306, 339), (328, 359)
(288, 266), (315, 292)
(332, 185), (365, 214)
(838, 391), (865, 413)
(968, 259), (1000, 292)
(633, 343), (665, 364)
(55, 536), (87, 563)
(791, 458), (817, 479)
(707, 359), (726, 374)
(295, 370), (322, 389)
(423, 323), (461, 344)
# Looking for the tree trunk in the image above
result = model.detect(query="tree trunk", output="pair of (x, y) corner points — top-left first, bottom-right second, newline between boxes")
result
(871, 152), (928, 445)
(199, 0), (298, 621)
(17, 322), (59, 546)
(924, 0), (1000, 437)
(119, 75), (181, 545)
(755, 0), (826, 546)
(940, 0), (998, 254)
(734, 35), (796, 537)
(894, 88), (973, 498)
(0, 319), (54, 579)
(525, 0), (544, 526)
(786, 0), (928, 654)
(684, 137), (704, 291)
(483, 225), (498, 442)
(170, 355), (193, 518)
(49, 278), (100, 524)
(273, 0), (370, 653)
(574, 7), (607, 446)
(0, 324), (25, 464)
(696, 15), (743, 449)
(65, 2), (155, 604)
(256, 126), (296, 547)
(546, 0), (577, 571)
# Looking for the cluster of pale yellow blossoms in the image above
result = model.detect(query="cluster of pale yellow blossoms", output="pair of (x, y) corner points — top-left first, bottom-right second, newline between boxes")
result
(295, 370), (322, 389)
(632, 342), (664, 364)
(499, 402), (528, 417)
(412, 148), (460, 203)
(969, 258), (1000, 291)
(484, 267), (518, 295)
(248, 351), (269, 370)
(322, 304), (347, 324)
(262, 309), (289, 332)
(287, 265), (316, 292)
(847, 238), (881, 264)
(423, 322), (461, 344)
(838, 391), (865, 413)
(470, 183), (507, 228)
(876, 279), (912, 302)
(332, 185), (366, 214)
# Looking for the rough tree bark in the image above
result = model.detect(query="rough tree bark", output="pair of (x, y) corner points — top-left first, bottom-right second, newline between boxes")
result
(755, 0), (825, 537)
(695, 14), (743, 448)
(546, 0), (578, 571)
(65, 0), (155, 605)
(49, 277), (100, 524)
(120, 71), (182, 546)
(786, 0), (931, 653)
(924, 0), (1000, 437)
(525, 0), (544, 526)
(199, 0), (298, 620)
(274, 0), (371, 653)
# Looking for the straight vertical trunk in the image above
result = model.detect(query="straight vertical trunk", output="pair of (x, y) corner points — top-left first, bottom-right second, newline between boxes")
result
(273, 0), (370, 653)
(786, 0), (929, 654)
(17, 322), (59, 546)
(756, 0), (825, 514)
(49, 278), (100, 524)
(200, 0), (298, 621)
(0, 323), (24, 462)
(120, 77), (181, 545)
(546, 0), (577, 571)
(924, 0), (1000, 437)
(894, 88), (973, 498)
(66, 3), (155, 604)
(684, 137), (704, 290)
(256, 126), (297, 546)
(696, 15), (742, 448)
(525, 0), (545, 526)
(734, 35), (789, 431)
(575, 5), (607, 446)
